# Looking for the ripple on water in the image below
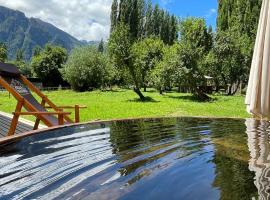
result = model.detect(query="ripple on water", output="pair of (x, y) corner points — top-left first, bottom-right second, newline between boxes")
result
(0, 117), (264, 200)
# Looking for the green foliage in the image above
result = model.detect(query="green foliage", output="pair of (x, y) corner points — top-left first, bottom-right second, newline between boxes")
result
(109, 23), (132, 71)
(110, 0), (119, 33)
(180, 18), (213, 53)
(150, 18), (214, 100)
(109, 23), (146, 100)
(16, 48), (24, 62)
(98, 39), (104, 53)
(13, 48), (32, 77)
(214, 31), (244, 95)
(216, 0), (262, 94)
(132, 37), (165, 91)
(63, 46), (113, 92)
(151, 44), (178, 93)
(0, 42), (7, 62)
(114, 0), (178, 44)
(31, 44), (67, 87)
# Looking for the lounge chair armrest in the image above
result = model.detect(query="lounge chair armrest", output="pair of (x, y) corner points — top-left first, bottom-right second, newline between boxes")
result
(13, 111), (72, 126)
(13, 111), (71, 116)
(45, 105), (87, 109)
(44, 105), (87, 123)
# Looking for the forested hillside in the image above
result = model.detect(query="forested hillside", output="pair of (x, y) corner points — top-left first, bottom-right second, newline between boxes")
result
(0, 6), (83, 60)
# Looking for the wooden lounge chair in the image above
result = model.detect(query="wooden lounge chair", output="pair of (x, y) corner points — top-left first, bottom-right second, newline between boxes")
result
(0, 62), (86, 136)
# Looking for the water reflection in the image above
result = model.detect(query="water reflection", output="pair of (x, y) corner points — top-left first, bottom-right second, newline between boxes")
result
(0, 117), (266, 200)
(247, 119), (270, 200)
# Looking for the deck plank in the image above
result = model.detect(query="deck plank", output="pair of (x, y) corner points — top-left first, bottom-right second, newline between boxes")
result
(0, 113), (35, 138)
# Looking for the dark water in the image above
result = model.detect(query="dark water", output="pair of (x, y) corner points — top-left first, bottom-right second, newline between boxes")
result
(0, 117), (269, 200)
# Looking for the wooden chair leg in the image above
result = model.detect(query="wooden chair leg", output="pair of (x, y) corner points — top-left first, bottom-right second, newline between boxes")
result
(33, 98), (46, 130)
(8, 100), (24, 136)
(58, 114), (64, 125)
(33, 118), (40, 130)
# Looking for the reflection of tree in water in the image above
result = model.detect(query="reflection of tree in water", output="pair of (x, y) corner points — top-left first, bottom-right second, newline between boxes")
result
(109, 118), (211, 182)
(247, 119), (270, 200)
(210, 119), (258, 200)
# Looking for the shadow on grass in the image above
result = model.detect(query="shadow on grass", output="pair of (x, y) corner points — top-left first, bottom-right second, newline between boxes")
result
(166, 94), (217, 103)
(126, 96), (160, 103)
(101, 89), (126, 93)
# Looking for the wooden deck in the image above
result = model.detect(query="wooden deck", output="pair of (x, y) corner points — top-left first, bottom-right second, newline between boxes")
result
(0, 111), (45, 138)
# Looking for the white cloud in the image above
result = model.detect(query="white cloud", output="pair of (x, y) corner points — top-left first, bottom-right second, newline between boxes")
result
(205, 8), (217, 19)
(159, 0), (174, 7)
(0, 0), (112, 41)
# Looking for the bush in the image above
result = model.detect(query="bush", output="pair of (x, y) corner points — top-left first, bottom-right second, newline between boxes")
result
(63, 46), (113, 92)
(31, 44), (67, 87)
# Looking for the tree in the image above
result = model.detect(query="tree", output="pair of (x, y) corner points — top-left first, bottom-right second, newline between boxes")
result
(169, 15), (178, 45)
(31, 44), (67, 87)
(63, 46), (113, 91)
(111, 0), (177, 44)
(176, 18), (214, 100)
(216, 0), (262, 92)
(98, 39), (104, 53)
(14, 48), (32, 77)
(110, 0), (118, 33)
(109, 23), (145, 100)
(32, 46), (42, 57)
(16, 48), (24, 62)
(132, 37), (165, 92)
(152, 4), (161, 36)
(201, 50), (221, 92)
(145, 0), (153, 37)
(214, 31), (244, 95)
(180, 18), (212, 54)
(0, 42), (8, 62)
(151, 44), (178, 94)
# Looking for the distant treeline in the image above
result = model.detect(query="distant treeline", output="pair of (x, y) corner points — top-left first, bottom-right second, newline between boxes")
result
(111, 0), (178, 45)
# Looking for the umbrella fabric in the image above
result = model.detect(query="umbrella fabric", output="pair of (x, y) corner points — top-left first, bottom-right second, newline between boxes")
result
(246, 0), (270, 118)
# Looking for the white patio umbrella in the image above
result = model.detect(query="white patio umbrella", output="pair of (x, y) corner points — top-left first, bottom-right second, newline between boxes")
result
(246, 0), (270, 118)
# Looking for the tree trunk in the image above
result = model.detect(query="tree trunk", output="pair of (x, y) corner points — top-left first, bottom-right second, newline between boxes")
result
(144, 84), (147, 92)
(214, 79), (220, 92)
(227, 85), (233, 95)
(128, 64), (145, 101)
(134, 87), (145, 100)
(231, 81), (241, 95)
(159, 87), (163, 95)
(194, 87), (211, 101)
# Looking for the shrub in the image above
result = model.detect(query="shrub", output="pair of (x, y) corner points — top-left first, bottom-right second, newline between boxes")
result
(63, 46), (113, 92)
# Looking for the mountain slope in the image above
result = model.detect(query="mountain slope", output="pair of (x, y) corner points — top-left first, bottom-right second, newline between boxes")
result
(0, 6), (83, 60)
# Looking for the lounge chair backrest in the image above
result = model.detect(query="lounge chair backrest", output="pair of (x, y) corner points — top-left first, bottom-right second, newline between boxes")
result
(4, 76), (60, 126)
(0, 62), (71, 127)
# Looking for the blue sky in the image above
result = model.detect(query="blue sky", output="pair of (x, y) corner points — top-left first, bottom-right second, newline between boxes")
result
(153, 0), (218, 28)
(0, 0), (218, 41)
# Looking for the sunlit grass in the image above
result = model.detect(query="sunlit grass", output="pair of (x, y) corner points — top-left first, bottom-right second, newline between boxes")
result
(0, 89), (251, 122)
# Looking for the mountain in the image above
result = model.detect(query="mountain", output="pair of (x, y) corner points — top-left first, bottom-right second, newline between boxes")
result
(0, 6), (84, 60)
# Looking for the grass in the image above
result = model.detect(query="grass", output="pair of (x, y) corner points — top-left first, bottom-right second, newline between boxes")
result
(0, 89), (251, 122)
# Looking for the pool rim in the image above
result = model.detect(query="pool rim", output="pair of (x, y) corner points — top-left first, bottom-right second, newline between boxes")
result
(0, 116), (250, 145)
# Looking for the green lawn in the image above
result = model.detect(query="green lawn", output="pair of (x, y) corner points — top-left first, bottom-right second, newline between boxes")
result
(0, 89), (250, 122)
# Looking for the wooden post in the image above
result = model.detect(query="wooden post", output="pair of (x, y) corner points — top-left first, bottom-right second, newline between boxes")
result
(58, 108), (64, 125)
(8, 99), (24, 136)
(75, 105), (80, 123)
(58, 114), (64, 125)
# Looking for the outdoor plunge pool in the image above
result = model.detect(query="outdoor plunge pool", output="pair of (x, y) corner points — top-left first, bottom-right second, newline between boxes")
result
(0, 117), (268, 200)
